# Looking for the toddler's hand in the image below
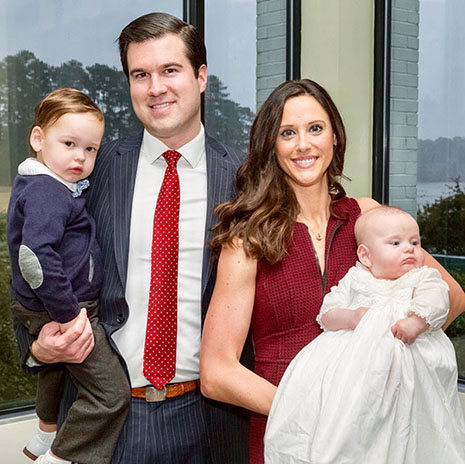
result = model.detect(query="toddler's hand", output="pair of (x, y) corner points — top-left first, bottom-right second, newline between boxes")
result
(391, 314), (429, 344)
(59, 308), (89, 334)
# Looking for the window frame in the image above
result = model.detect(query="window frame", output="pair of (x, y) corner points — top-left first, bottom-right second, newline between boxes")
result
(1, 0), (302, 416)
(372, 0), (391, 204)
(372, 0), (465, 388)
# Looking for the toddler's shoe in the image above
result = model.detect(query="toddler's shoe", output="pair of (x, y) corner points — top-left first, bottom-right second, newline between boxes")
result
(34, 450), (71, 463)
(33, 456), (49, 464)
(23, 429), (56, 460)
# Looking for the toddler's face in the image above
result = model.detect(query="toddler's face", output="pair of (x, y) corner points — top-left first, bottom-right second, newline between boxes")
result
(32, 112), (104, 183)
(360, 213), (424, 280)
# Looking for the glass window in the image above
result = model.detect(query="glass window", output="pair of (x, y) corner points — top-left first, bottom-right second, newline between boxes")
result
(0, 0), (182, 412)
(1, 0), (294, 412)
(388, 0), (465, 378)
(204, 0), (287, 152)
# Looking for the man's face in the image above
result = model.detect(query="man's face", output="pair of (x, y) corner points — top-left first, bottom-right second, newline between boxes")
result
(127, 33), (207, 149)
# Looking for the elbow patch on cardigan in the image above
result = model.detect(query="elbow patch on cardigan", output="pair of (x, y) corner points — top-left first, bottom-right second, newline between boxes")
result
(88, 254), (94, 282)
(18, 245), (44, 289)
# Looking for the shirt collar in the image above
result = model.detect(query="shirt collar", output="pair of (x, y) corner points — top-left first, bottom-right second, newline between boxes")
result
(17, 158), (87, 196)
(140, 124), (205, 168)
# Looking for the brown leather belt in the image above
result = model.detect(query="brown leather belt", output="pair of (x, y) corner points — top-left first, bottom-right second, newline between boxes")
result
(131, 380), (200, 402)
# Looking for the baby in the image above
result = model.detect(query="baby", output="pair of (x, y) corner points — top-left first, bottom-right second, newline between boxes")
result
(7, 89), (130, 464)
(265, 206), (465, 464)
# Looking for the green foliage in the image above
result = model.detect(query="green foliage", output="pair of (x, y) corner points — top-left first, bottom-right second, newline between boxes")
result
(0, 212), (37, 409)
(417, 183), (465, 373)
(0, 51), (142, 187)
(205, 75), (255, 153)
(417, 179), (465, 255)
(0, 51), (255, 189)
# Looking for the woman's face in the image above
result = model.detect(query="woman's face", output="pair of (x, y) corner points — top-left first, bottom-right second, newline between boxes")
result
(275, 95), (336, 191)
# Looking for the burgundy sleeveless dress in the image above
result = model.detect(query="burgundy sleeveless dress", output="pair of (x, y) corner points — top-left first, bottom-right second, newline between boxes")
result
(249, 197), (361, 464)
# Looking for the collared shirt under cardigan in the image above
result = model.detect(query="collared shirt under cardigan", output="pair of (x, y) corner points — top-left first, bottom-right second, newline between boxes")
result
(112, 125), (207, 387)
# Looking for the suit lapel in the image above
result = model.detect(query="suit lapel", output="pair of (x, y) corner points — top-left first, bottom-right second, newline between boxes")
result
(110, 132), (143, 289)
(107, 132), (234, 302)
(202, 135), (235, 296)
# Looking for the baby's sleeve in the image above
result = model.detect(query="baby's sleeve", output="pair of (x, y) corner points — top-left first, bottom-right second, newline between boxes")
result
(316, 267), (355, 331)
(409, 267), (450, 331)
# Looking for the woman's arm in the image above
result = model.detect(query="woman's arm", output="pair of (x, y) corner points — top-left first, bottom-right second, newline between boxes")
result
(356, 197), (465, 328)
(356, 196), (380, 214)
(423, 252), (465, 328)
(200, 242), (277, 416)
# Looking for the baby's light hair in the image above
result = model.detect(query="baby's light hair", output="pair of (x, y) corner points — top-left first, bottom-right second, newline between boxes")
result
(29, 88), (104, 155)
(355, 206), (414, 246)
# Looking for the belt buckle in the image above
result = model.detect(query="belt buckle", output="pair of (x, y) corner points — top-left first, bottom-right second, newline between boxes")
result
(145, 386), (167, 402)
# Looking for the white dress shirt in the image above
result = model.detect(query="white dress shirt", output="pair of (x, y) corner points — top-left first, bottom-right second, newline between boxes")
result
(112, 126), (207, 387)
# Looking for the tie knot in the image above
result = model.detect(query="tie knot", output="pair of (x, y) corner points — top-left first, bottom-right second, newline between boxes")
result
(163, 150), (181, 167)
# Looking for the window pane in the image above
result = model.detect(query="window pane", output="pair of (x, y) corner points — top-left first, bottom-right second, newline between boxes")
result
(389, 0), (465, 378)
(204, 0), (287, 152)
(0, 0), (182, 411)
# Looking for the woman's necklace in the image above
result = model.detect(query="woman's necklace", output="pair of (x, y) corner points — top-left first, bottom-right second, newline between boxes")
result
(313, 230), (324, 241)
(299, 219), (327, 241)
(298, 199), (330, 242)
(306, 225), (326, 241)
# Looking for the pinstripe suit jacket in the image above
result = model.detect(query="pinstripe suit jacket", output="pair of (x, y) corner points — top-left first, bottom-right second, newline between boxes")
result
(14, 130), (250, 463)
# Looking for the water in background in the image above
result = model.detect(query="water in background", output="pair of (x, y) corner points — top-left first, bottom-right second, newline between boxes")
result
(417, 181), (465, 209)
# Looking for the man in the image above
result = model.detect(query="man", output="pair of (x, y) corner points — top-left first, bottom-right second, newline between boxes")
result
(14, 12), (250, 463)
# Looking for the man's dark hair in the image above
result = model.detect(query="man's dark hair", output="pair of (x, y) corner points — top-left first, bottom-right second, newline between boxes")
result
(118, 12), (207, 78)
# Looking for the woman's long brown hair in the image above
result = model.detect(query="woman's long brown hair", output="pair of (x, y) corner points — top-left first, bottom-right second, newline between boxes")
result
(211, 79), (348, 263)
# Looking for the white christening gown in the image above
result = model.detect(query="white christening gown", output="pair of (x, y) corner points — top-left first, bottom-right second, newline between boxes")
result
(264, 264), (465, 464)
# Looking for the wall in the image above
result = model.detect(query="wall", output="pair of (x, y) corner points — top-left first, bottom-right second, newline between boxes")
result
(256, 0), (287, 108)
(389, 0), (420, 216)
(300, 0), (374, 198)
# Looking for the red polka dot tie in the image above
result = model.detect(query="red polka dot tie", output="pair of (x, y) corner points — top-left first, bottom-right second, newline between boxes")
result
(143, 150), (181, 389)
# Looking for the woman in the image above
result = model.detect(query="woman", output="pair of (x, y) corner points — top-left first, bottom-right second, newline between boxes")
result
(200, 79), (465, 464)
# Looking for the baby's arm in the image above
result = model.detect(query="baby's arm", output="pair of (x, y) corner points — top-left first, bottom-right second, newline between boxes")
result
(317, 267), (369, 331)
(391, 267), (449, 344)
(391, 314), (429, 344)
(320, 307), (369, 331)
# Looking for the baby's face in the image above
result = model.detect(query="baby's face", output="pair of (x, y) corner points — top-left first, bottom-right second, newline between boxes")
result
(34, 112), (104, 183)
(363, 213), (424, 280)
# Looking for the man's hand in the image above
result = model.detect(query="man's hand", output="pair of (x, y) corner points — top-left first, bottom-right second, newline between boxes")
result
(391, 313), (429, 345)
(31, 308), (94, 364)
